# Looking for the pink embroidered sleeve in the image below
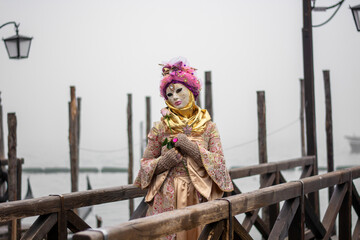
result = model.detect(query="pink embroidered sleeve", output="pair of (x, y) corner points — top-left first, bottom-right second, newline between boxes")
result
(198, 123), (233, 192)
(134, 123), (163, 189)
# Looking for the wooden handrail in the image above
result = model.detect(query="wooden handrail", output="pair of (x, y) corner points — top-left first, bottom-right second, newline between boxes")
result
(0, 156), (314, 223)
(73, 166), (360, 240)
(0, 185), (146, 223)
(229, 156), (315, 179)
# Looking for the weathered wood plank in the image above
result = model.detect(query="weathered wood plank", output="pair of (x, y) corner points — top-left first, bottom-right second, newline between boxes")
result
(339, 181), (351, 240)
(352, 219), (360, 240)
(352, 183), (360, 217)
(198, 220), (226, 240)
(322, 183), (348, 239)
(288, 196), (304, 240)
(67, 210), (90, 233)
(130, 197), (148, 220)
(198, 220), (225, 240)
(242, 172), (275, 231)
(303, 195), (325, 238)
(268, 197), (299, 240)
(21, 213), (57, 240)
(242, 209), (260, 232)
(229, 156), (315, 179)
(252, 214), (269, 239)
(300, 164), (313, 179)
(233, 217), (253, 240)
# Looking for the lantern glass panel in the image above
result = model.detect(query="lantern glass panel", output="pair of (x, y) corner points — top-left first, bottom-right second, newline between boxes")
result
(351, 5), (360, 31)
(4, 38), (18, 58)
(19, 38), (31, 58)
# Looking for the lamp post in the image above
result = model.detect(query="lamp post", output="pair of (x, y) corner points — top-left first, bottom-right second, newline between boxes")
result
(0, 21), (32, 59)
(350, 4), (360, 31)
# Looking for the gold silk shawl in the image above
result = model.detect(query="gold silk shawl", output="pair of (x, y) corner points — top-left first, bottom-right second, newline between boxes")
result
(164, 93), (211, 134)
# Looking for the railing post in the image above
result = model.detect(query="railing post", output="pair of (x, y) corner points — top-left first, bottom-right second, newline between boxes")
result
(339, 177), (352, 239)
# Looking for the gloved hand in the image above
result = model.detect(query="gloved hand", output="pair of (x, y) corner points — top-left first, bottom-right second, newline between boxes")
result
(175, 133), (202, 166)
(155, 147), (183, 174)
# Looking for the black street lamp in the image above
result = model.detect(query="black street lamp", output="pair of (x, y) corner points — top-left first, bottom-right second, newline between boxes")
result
(0, 21), (33, 59)
(350, 4), (360, 31)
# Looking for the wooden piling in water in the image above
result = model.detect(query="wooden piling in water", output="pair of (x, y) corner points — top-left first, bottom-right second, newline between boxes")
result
(257, 91), (267, 166)
(140, 121), (144, 157)
(196, 92), (201, 108)
(205, 71), (213, 119)
(0, 92), (4, 159)
(302, 0), (320, 217)
(69, 86), (80, 193)
(257, 91), (269, 231)
(7, 113), (21, 240)
(0, 93), (5, 199)
(146, 96), (151, 144)
(300, 79), (306, 157)
(127, 94), (134, 216)
(323, 70), (334, 200)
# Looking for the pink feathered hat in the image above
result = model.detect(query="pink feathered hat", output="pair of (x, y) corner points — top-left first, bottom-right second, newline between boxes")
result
(159, 57), (201, 100)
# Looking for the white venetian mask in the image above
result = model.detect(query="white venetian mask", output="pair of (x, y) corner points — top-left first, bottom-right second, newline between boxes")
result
(165, 83), (190, 109)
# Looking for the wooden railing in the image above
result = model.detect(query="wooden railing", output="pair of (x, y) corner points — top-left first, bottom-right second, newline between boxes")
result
(73, 166), (360, 240)
(0, 156), (315, 239)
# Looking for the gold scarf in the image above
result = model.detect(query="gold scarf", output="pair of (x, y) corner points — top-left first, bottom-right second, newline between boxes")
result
(164, 93), (211, 134)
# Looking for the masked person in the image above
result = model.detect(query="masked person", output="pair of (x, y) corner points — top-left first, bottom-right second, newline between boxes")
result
(134, 57), (233, 240)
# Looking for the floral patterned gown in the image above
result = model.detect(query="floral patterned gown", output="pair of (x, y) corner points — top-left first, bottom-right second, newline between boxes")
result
(134, 120), (233, 240)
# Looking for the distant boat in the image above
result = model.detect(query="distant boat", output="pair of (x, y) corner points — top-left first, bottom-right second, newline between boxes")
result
(345, 135), (360, 153)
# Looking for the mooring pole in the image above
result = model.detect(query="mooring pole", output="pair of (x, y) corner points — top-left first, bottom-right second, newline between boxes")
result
(0, 92), (4, 159)
(196, 92), (201, 108)
(140, 121), (144, 157)
(127, 94), (134, 216)
(146, 96), (151, 145)
(7, 113), (20, 240)
(299, 79), (306, 157)
(302, 0), (319, 216)
(257, 91), (270, 230)
(69, 86), (79, 193)
(0, 93), (5, 198)
(323, 70), (334, 199)
(205, 71), (213, 119)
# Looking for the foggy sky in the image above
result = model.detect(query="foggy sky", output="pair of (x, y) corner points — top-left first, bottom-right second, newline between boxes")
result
(1, 0), (360, 169)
